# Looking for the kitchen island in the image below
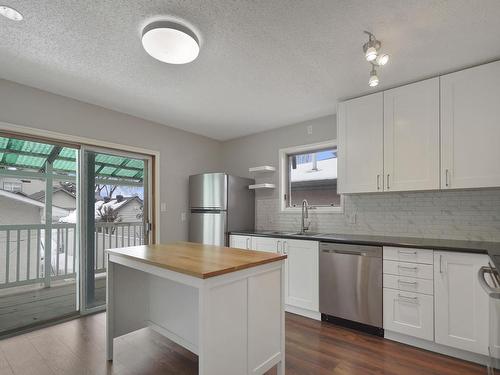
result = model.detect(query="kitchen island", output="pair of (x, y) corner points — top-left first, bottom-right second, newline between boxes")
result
(106, 242), (287, 375)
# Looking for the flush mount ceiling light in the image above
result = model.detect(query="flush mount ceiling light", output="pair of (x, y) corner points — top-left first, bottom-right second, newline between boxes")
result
(142, 21), (199, 64)
(362, 31), (389, 87)
(0, 5), (23, 21)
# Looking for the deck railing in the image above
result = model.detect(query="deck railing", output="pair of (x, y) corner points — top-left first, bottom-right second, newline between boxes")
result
(0, 222), (144, 289)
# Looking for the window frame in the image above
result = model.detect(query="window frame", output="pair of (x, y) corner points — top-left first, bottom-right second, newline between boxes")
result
(279, 140), (343, 213)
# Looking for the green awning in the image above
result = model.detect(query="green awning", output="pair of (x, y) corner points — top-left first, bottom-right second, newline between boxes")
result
(0, 136), (144, 183)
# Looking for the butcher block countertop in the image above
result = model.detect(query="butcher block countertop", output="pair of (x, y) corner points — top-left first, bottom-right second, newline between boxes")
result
(107, 242), (287, 279)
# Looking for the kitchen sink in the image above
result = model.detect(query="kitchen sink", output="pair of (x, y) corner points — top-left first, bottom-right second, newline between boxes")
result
(286, 232), (325, 237)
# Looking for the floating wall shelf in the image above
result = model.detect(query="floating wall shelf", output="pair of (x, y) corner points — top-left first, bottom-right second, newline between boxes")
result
(248, 183), (275, 190)
(249, 166), (276, 173)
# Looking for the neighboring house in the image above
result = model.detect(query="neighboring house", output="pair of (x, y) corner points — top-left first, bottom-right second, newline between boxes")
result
(59, 196), (143, 223)
(96, 196), (143, 223)
(0, 178), (77, 210)
(30, 187), (77, 210)
(0, 189), (70, 225)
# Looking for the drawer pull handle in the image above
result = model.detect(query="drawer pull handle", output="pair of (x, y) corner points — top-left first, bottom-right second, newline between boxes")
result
(397, 294), (419, 304)
(398, 265), (418, 271)
(398, 280), (418, 286)
(398, 250), (417, 255)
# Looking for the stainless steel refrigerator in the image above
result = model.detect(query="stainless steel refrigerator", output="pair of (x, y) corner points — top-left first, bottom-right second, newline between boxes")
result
(188, 172), (255, 246)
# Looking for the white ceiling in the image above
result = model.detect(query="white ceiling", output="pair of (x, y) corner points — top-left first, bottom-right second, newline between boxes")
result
(1, 1), (500, 141)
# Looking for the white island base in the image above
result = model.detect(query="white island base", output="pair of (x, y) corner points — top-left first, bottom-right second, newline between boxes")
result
(106, 251), (285, 375)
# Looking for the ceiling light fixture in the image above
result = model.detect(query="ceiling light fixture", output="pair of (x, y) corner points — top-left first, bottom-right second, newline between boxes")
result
(0, 5), (23, 21)
(142, 21), (199, 64)
(362, 31), (389, 87)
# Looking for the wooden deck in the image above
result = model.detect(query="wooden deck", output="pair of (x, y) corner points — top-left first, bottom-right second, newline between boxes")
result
(0, 278), (105, 336)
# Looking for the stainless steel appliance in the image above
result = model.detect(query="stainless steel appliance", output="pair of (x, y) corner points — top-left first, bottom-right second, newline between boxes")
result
(479, 261), (500, 375)
(319, 242), (383, 334)
(188, 172), (254, 246)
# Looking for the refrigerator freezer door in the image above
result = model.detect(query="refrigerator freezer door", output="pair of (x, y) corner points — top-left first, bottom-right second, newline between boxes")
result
(189, 211), (227, 246)
(189, 173), (227, 209)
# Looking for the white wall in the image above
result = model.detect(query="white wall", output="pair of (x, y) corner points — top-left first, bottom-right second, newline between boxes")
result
(221, 115), (500, 242)
(0, 79), (222, 242)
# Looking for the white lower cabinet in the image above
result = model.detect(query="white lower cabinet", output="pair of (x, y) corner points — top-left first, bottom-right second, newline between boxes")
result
(383, 288), (434, 341)
(229, 235), (320, 319)
(250, 236), (282, 253)
(229, 234), (252, 250)
(384, 247), (491, 360)
(434, 251), (489, 355)
(383, 246), (434, 341)
(283, 239), (319, 312)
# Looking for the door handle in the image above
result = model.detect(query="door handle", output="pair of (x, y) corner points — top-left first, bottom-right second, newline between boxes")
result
(398, 280), (418, 286)
(377, 174), (380, 190)
(398, 265), (418, 271)
(398, 250), (417, 255)
(478, 266), (500, 298)
(397, 294), (419, 304)
(386, 174), (390, 190)
(445, 169), (449, 187)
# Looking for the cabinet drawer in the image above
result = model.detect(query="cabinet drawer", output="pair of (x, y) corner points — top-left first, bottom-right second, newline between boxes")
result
(383, 288), (434, 341)
(383, 246), (433, 264)
(383, 274), (434, 295)
(383, 260), (434, 280)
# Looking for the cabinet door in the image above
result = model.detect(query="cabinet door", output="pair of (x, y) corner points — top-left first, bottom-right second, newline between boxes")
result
(441, 61), (500, 189)
(229, 235), (251, 250)
(384, 78), (440, 191)
(434, 251), (489, 354)
(383, 288), (434, 341)
(338, 93), (384, 193)
(284, 239), (319, 311)
(251, 236), (281, 253)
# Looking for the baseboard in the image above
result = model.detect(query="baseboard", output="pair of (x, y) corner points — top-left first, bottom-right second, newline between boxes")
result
(384, 330), (489, 366)
(285, 305), (321, 321)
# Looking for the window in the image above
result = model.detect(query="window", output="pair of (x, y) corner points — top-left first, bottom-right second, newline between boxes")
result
(279, 141), (342, 212)
(3, 181), (22, 192)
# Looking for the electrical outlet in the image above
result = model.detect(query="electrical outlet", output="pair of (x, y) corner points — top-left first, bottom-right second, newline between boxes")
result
(349, 212), (357, 224)
(307, 125), (313, 135)
(181, 212), (187, 222)
(160, 202), (167, 212)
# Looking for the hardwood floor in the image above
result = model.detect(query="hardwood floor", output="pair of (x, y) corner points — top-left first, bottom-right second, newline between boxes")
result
(0, 312), (486, 374)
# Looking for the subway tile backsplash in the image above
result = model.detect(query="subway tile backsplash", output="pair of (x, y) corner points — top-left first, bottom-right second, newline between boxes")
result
(255, 189), (500, 241)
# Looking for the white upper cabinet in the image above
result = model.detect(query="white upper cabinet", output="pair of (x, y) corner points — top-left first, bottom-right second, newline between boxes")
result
(434, 251), (489, 355)
(338, 92), (384, 193)
(441, 61), (500, 189)
(383, 78), (440, 191)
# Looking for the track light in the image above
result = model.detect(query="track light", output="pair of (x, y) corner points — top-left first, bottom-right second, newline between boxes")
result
(369, 67), (379, 87)
(376, 53), (389, 66)
(365, 47), (378, 62)
(362, 31), (389, 87)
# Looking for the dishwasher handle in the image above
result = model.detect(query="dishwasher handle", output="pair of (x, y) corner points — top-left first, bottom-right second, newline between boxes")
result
(321, 248), (368, 256)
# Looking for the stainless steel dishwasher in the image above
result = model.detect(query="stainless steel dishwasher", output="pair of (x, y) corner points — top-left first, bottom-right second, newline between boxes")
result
(319, 242), (383, 335)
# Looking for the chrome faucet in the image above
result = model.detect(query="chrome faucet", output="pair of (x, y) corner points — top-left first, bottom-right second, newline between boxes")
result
(300, 199), (310, 234)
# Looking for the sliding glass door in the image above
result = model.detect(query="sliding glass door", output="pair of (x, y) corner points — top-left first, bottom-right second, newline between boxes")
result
(0, 134), (79, 335)
(0, 132), (155, 334)
(80, 147), (151, 312)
